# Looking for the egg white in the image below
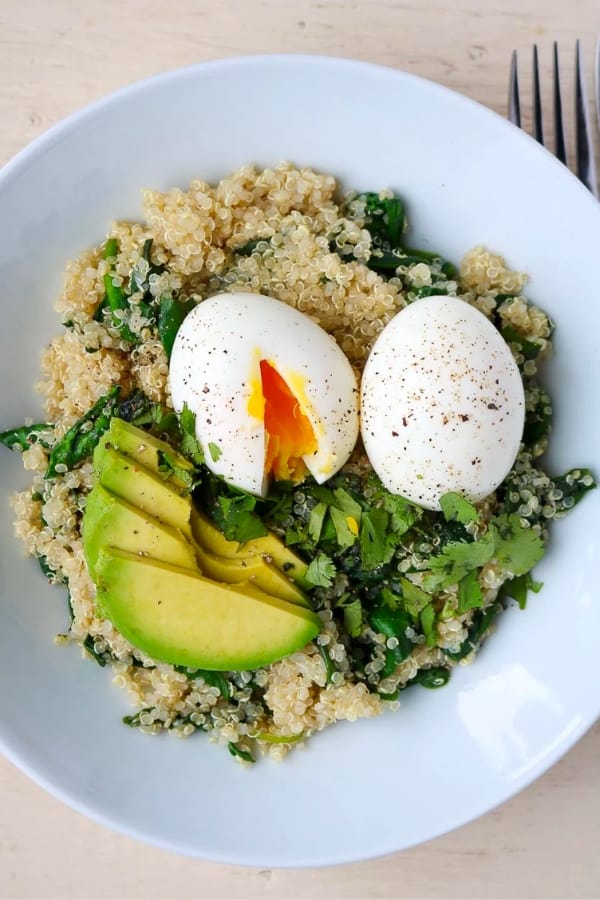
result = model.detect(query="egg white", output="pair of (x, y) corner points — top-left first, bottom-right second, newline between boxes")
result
(169, 291), (360, 496)
(360, 296), (525, 510)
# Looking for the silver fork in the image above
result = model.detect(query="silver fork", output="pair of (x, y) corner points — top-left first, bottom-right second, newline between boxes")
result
(508, 40), (598, 198)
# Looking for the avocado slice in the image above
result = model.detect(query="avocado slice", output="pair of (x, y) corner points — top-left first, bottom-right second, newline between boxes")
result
(104, 418), (194, 492)
(95, 549), (321, 671)
(100, 420), (310, 589)
(82, 484), (197, 580)
(93, 443), (192, 535)
(192, 541), (310, 608)
(191, 508), (310, 589)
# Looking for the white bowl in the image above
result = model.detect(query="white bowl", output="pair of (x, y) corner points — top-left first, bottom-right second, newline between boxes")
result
(0, 55), (599, 867)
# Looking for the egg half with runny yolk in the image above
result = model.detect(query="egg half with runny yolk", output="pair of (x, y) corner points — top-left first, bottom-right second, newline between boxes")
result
(360, 295), (525, 510)
(169, 292), (360, 496)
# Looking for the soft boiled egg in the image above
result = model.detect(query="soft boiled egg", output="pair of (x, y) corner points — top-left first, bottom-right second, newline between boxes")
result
(169, 291), (360, 496)
(360, 296), (525, 510)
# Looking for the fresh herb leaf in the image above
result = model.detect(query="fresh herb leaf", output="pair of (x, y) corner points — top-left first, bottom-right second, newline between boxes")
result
(317, 642), (337, 683)
(131, 402), (179, 438)
(489, 513), (545, 576)
(552, 468), (596, 510)
(380, 586), (400, 609)
(435, 517), (474, 548)
(304, 552), (336, 588)
(356, 192), (406, 248)
(416, 666), (451, 689)
(457, 569), (484, 613)
(336, 594), (363, 637)
(501, 324), (544, 361)
(123, 707), (156, 728)
(344, 192), (456, 278)
(409, 285), (451, 299)
(99, 239), (138, 343)
(0, 423), (54, 452)
(380, 492), (422, 536)
(104, 237), (118, 259)
(523, 387), (552, 449)
(176, 667), (231, 698)
(227, 742), (255, 763)
(156, 450), (197, 493)
(83, 634), (114, 667)
(93, 296), (109, 322)
(329, 505), (357, 550)
(308, 501), (328, 543)
(201, 672), (231, 698)
(368, 246), (457, 277)
(234, 238), (271, 256)
(420, 604), (437, 646)
(370, 603), (414, 678)
(440, 492), (479, 525)
(129, 238), (166, 295)
(178, 403), (205, 466)
(46, 385), (121, 478)
(423, 535), (495, 591)
(284, 526), (304, 546)
(205, 442), (221, 463)
(369, 605), (413, 661)
(309, 485), (336, 506)
(263, 481), (295, 527)
(399, 576), (430, 617)
(331, 487), (363, 520)
(499, 572), (543, 610)
(360, 508), (394, 571)
(37, 554), (62, 585)
(426, 515), (542, 594)
(401, 246), (458, 277)
(214, 494), (268, 543)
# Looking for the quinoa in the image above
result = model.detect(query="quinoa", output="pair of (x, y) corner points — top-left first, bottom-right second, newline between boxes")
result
(6, 162), (575, 764)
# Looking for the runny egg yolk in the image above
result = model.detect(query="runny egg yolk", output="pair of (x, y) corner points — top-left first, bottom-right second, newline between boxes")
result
(250, 359), (317, 482)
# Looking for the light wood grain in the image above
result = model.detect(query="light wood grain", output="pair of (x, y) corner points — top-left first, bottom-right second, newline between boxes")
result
(1, 1), (599, 897)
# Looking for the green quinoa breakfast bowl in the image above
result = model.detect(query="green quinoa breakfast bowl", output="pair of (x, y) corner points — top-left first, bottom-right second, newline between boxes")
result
(1, 56), (599, 866)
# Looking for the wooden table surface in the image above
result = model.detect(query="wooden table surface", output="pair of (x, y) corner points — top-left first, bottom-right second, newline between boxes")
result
(1, 1), (599, 897)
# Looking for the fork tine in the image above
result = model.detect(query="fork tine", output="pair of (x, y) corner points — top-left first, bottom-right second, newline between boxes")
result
(553, 42), (567, 164)
(574, 39), (599, 197)
(508, 50), (521, 126)
(532, 45), (544, 144)
(595, 36), (600, 132)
